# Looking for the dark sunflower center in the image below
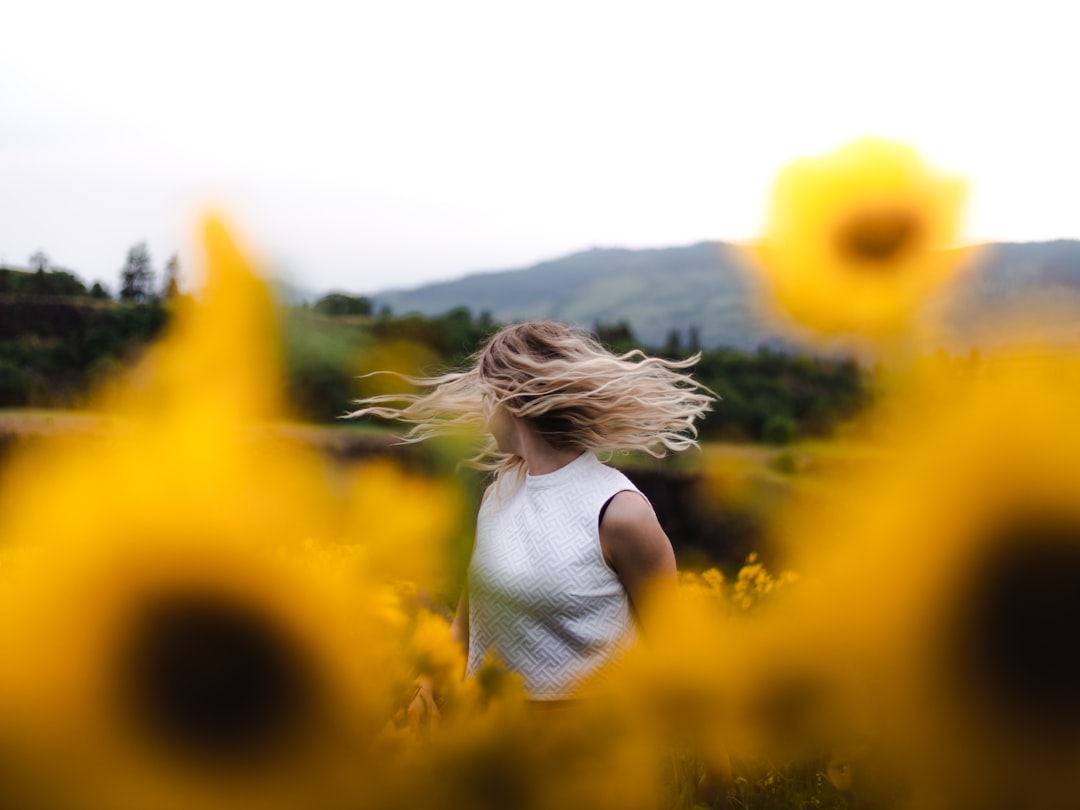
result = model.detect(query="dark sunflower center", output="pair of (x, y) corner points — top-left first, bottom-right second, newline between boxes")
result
(951, 516), (1080, 739)
(119, 591), (317, 767)
(836, 209), (921, 264)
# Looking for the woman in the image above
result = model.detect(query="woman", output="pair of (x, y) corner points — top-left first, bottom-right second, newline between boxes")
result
(351, 321), (714, 710)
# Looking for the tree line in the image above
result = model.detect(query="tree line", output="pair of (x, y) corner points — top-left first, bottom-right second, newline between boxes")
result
(1, 244), (181, 303)
(0, 267), (871, 443)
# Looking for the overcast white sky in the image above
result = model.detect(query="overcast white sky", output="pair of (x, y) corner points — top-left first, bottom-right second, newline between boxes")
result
(2, 0), (1076, 296)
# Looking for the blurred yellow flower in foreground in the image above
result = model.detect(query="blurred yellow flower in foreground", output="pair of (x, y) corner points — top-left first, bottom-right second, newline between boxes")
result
(103, 216), (285, 425)
(343, 459), (462, 590)
(778, 350), (1080, 809)
(0, 216), (454, 810)
(0, 532), (402, 810)
(750, 138), (972, 340)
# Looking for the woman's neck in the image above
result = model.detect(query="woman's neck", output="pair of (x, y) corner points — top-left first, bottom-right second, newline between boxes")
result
(512, 421), (582, 476)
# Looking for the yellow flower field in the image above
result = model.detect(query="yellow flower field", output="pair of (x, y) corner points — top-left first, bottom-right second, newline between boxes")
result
(2, 140), (1078, 810)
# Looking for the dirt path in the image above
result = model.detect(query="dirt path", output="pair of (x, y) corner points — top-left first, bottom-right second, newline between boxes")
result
(0, 409), (124, 437)
(0, 409), (399, 458)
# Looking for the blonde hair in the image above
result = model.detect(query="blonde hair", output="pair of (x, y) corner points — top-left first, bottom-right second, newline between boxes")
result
(349, 321), (715, 478)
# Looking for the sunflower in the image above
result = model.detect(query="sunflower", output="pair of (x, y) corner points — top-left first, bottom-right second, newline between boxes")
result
(0, 216), (455, 810)
(0, 532), (406, 810)
(776, 350), (1080, 809)
(749, 138), (973, 341)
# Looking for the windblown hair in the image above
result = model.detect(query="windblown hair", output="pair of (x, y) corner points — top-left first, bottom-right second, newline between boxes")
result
(348, 321), (715, 478)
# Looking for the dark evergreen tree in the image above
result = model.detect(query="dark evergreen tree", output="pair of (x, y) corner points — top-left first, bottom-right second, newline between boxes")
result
(687, 324), (701, 354)
(29, 250), (50, 273)
(663, 328), (683, 358)
(119, 242), (155, 302)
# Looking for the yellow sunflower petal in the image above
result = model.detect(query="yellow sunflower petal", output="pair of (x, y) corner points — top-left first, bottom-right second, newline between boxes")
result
(750, 138), (975, 340)
(0, 216), (423, 810)
(99, 214), (284, 427)
(777, 349), (1080, 808)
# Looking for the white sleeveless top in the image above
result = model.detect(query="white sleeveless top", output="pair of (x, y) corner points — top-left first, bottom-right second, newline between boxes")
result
(465, 451), (642, 699)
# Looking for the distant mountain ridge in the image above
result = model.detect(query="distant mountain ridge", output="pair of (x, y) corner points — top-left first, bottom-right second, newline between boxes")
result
(369, 240), (1080, 351)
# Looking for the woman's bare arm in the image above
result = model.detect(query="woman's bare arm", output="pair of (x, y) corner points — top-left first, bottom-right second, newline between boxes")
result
(598, 490), (677, 635)
(449, 584), (469, 654)
(600, 492), (733, 798)
(410, 585), (469, 730)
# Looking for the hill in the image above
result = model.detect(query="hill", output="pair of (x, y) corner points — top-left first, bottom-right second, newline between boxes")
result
(370, 240), (1080, 350)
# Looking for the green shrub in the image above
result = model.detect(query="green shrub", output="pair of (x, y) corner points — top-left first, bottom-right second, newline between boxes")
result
(762, 414), (798, 445)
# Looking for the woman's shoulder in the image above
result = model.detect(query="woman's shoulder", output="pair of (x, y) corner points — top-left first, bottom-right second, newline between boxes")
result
(589, 455), (640, 489)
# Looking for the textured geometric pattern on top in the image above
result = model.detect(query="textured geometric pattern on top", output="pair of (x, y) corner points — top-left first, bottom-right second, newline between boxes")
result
(467, 452), (642, 699)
